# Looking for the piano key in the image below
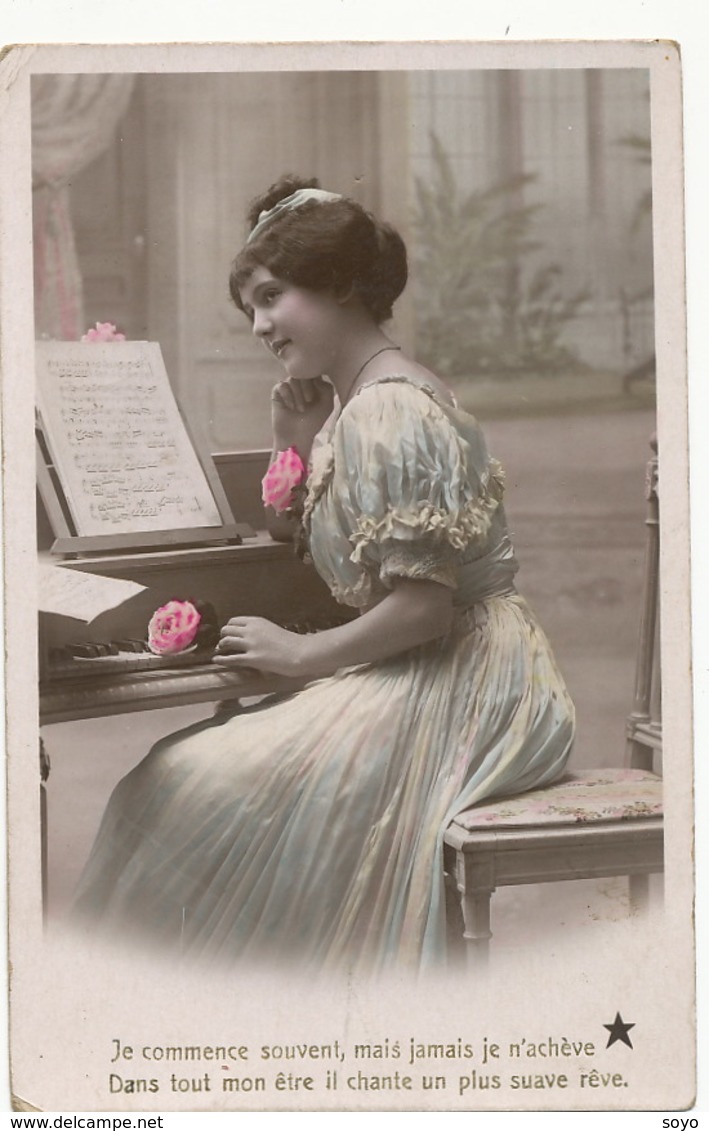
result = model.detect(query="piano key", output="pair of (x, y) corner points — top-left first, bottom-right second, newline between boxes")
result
(43, 609), (357, 683)
(47, 646), (211, 679)
(114, 639), (150, 653)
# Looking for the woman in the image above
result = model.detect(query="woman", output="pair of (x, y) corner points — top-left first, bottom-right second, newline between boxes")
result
(73, 176), (575, 976)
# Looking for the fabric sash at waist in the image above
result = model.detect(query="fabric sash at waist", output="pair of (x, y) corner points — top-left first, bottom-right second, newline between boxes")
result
(453, 533), (520, 607)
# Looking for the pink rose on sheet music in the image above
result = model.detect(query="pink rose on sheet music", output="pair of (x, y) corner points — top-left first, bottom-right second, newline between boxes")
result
(147, 599), (202, 655)
(261, 447), (306, 513)
(81, 322), (126, 342)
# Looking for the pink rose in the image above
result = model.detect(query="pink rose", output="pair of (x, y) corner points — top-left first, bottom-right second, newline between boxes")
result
(261, 447), (306, 514)
(81, 322), (126, 342)
(147, 599), (202, 655)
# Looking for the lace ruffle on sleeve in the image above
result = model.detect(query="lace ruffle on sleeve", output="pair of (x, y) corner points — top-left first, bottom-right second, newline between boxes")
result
(304, 380), (505, 607)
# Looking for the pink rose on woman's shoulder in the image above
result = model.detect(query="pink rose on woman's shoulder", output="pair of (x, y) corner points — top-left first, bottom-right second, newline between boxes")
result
(147, 599), (202, 655)
(81, 322), (126, 343)
(261, 447), (306, 514)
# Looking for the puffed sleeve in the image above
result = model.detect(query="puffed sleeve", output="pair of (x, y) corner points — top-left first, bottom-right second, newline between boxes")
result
(304, 380), (505, 608)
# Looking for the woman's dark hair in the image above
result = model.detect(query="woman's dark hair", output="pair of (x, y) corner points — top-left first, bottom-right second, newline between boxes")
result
(229, 175), (407, 323)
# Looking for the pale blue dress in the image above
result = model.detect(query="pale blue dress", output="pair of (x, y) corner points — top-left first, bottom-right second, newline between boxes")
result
(73, 378), (574, 975)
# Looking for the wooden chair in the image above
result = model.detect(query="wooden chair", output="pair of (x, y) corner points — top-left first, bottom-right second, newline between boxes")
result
(443, 436), (664, 966)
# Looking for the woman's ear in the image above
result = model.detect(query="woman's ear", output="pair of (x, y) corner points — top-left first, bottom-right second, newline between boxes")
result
(334, 282), (356, 305)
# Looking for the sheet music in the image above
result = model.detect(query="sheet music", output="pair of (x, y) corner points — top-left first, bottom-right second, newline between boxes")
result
(38, 560), (146, 623)
(36, 340), (224, 536)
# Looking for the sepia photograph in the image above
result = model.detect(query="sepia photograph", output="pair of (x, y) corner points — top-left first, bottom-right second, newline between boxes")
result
(0, 39), (695, 1113)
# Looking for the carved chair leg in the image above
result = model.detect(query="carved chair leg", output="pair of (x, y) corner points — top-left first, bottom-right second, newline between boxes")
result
(448, 848), (495, 969)
(460, 887), (493, 969)
(444, 869), (466, 967)
(629, 873), (650, 913)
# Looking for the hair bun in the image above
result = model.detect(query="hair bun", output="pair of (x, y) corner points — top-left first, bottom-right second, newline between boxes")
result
(246, 175), (321, 230)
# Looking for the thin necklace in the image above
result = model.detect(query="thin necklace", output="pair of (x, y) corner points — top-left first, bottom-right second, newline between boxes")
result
(341, 345), (401, 406)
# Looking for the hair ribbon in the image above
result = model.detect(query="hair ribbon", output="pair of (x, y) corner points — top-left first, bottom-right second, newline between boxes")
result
(246, 188), (342, 244)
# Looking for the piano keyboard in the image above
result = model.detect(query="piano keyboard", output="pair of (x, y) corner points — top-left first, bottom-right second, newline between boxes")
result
(45, 616), (353, 681)
(48, 641), (210, 679)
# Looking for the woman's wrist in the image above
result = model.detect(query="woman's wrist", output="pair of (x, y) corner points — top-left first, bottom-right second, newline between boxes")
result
(271, 425), (319, 460)
(271, 434), (302, 453)
(296, 631), (337, 679)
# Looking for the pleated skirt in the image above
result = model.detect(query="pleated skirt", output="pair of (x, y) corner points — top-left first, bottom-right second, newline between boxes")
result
(72, 596), (574, 976)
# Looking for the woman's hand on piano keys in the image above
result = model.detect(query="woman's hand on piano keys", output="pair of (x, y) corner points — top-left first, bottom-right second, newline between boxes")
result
(213, 616), (310, 678)
(214, 580), (453, 680)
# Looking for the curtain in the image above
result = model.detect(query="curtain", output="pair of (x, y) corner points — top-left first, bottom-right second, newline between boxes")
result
(32, 74), (135, 340)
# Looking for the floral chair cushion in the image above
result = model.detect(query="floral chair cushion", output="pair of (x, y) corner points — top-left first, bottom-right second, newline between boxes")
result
(454, 769), (663, 831)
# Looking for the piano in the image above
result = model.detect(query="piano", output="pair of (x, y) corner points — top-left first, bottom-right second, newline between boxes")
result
(39, 449), (354, 725)
(38, 449), (355, 911)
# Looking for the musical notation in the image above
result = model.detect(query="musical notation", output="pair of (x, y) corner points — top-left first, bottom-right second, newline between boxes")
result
(36, 341), (223, 537)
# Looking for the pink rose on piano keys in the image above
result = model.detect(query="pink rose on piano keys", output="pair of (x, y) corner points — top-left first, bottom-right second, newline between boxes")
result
(261, 446), (306, 514)
(147, 599), (203, 655)
(81, 321), (126, 342)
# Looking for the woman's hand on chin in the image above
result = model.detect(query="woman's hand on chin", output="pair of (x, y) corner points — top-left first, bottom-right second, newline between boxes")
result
(212, 616), (311, 678)
(271, 376), (335, 453)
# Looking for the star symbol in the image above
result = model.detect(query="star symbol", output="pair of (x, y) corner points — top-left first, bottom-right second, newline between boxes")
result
(604, 1012), (635, 1049)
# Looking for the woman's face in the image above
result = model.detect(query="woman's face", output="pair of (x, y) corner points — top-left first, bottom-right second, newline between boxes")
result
(239, 266), (346, 381)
